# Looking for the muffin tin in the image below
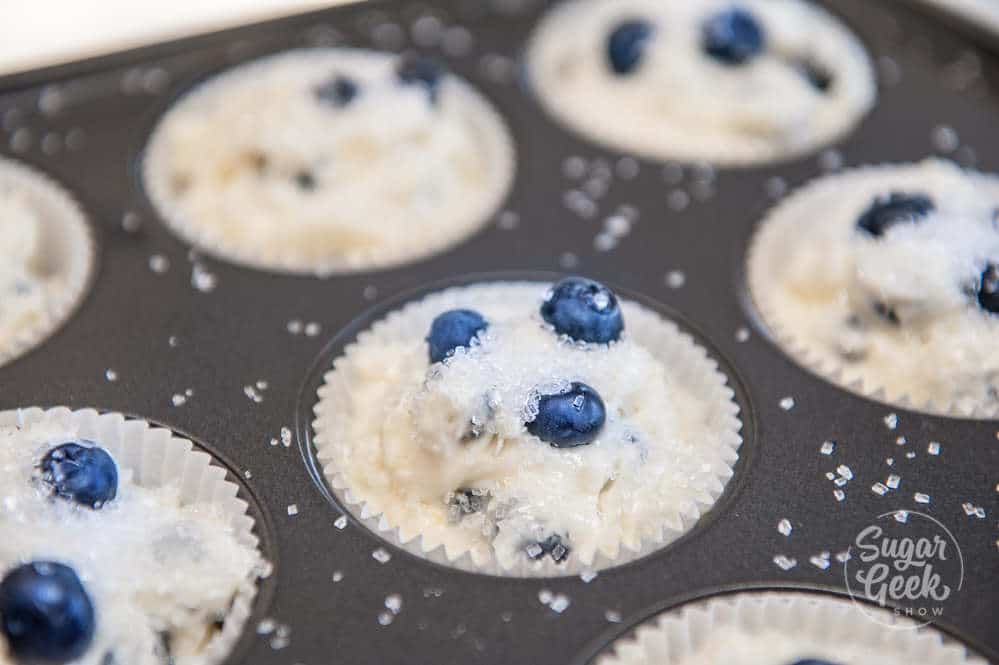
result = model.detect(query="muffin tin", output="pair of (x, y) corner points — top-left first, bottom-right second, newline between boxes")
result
(1, 0), (997, 663)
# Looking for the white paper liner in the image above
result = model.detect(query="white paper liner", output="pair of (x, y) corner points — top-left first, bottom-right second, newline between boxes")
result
(595, 591), (986, 665)
(747, 161), (999, 419)
(142, 48), (516, 277)
(312, 281), (743, 577)
(0, 407), (265, 665)
(525, 0), (876, 166)
(0, 159), (95, 368)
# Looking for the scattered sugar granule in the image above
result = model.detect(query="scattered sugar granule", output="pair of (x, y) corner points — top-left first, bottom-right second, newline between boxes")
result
(905, 451), (916, 459)
(886, 457), (895, 466)
(305, 322), (321, 337)
(538, 589), (552, 605)
(332, 571), (344, 583)
(280, 427), (292, 448)
(549, 594), (570, 614)
(820, 441), (835, 455)
(665, 271), (686, 289)
(256, 619), (275, 635)
(171, 393), (187, 407)
(896, 436), (907, 446)
(894, 510), (909, 523)
(287, 320), (304, 335)
(872, 482), (889, 496)
(773, 555), (797, 571)
(836, 465), (853, 480)
(777, 519), (793, 537)
(385, 594), (403, 614)
(377, 612), (394, 626)
(834, 477), (848, 488)
(825, 472), (836, 481)
(884, 413), (899, 430)
(105, 369), (118, 382)
(580, 571), (598, 583)
(372, 548), (391, 564)
(810, 553), (831, 570)
(779, 397), (795, 411)
(833, 489), (846, 502)
(835, 551), (851, 563)
(735, 327), (751, 343)
(886, 474), (901, 490)
(149, 254), (170, 274)
(334, 515), (348, 529)
(287, 504), (298, 516)
(914, 493), (931, 504)
(927, 441), (941, 455)
(605, 610), (622, 623)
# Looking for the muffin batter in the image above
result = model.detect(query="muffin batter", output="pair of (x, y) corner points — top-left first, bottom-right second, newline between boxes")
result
(528, 0), (875, 164)
(144, 48), (514, 275)
(749, 160), (999, 415)
(314, 280), (741, 573)
(0, 419), (263, 665)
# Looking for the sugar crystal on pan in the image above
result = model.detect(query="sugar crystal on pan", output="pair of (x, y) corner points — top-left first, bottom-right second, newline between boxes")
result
(372, 548), (392, 564)
(927, 441), (941, 455)
(886, 474), (901, 490)
(777, 519), (792, 536)
(773, 555), (797, 571)
(914, 493), (931, 504)
(779, 397), (795, 411)
(820, 440), (835, 455)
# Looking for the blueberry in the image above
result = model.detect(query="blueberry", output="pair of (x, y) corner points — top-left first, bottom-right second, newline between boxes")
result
(702, 7), (765, 65)
(40, 442), (118, 509)
(313, 74), (359, 107)
(606, 19), (655, 75)
(294, 170), (317, 191)
(526, 534), (571, 563)
(0, 561), (95, 663)
(540, 277), (623, 344)
(527, 382), (606, 448)
(795, 58), (833, 92)
(856, 192), (935, 237)
(426, 309), (488, 363)
(396, 56), (445, 104)
(978, 263), (999, 314)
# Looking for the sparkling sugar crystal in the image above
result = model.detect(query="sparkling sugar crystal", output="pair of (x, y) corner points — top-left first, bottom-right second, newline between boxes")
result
(886, 474), (901, 490)
(914, 493), (931, 504)
(872, 483), (889, 496)
(385, 594), (403, 614)
(927, 442), (941, 455)
(334, 515), (348, 529)
(549, 594), (570, 614)
(836, 465), (853, 480)
(833, 489), (846, 502)
(820, 441), (835, 455)
(735, 327), (751, 343)
(773, 555), (797, 571)
(372, 548), (391, 564)
(894, 510), (909, 523)
(884, 413), (899, 430)
(810, 554), (831, 570)
(605, 610), (622, 623)
(779, 397), (795, 411)
(287, 504), (298, 516)
(777, 519), (793, 536)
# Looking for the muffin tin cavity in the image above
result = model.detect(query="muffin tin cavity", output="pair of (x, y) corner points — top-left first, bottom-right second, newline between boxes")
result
(143, 48), (515, 276)
(303, 276), (747, 577)
(0, 158), (94, 369)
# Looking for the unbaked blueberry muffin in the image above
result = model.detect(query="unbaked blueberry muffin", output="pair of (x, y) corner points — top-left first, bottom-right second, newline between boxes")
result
(748, 159), (999, 416)
(313, 278), (742, 575)
(0, 410), (265, 665)
(144, 49), (514, 275)
(528, 0), (875, 165)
